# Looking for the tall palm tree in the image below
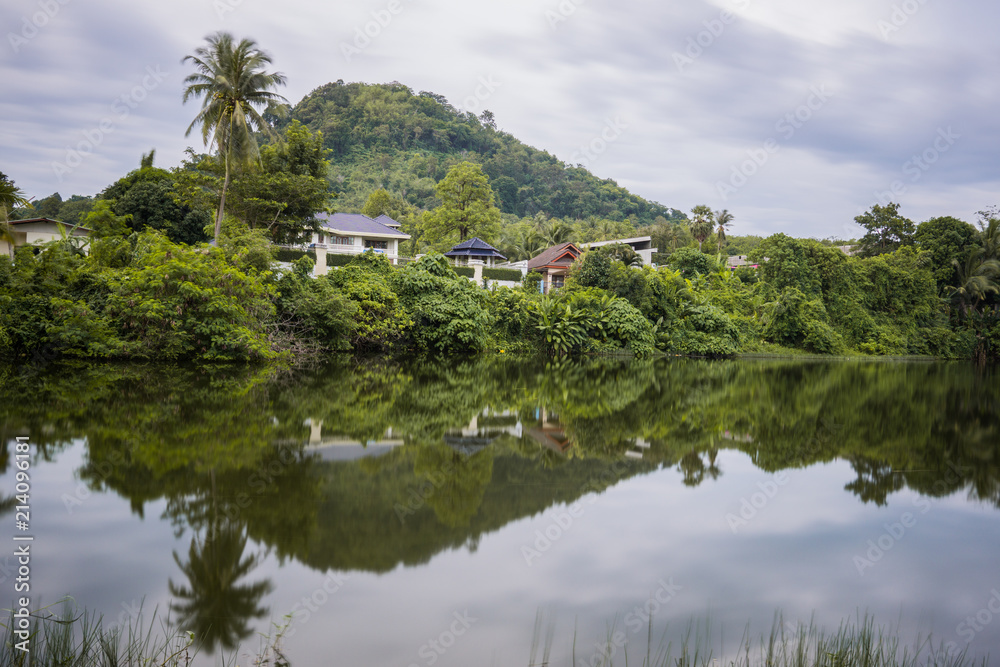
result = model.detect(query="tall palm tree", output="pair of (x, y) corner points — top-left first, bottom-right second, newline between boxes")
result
(689, 205), (714, 252)
(715, 208), (734, 254)
(182, 32), (288, 242)
(0, 174), (32, 260)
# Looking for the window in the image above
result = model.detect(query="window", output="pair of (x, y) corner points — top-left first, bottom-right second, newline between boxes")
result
(332, 236), (353, 245)
(552, 275), (565, 289)
(364, 239), (389, 250)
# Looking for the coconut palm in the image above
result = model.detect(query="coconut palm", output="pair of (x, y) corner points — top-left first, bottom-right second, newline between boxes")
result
(182, 32), (288, 242)
(947, 254), (1000, 316)
(0, 174), (32, 259)
(689, 205), (714, 252)
(715, 208), (734, 253)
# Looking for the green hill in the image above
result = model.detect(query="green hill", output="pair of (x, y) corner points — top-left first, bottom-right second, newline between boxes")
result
(287, 80), (684, 225)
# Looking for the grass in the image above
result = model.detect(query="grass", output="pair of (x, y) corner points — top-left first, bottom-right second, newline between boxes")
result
(2, 605), (989, 666)
(534, 611), (989, 667)
(0, 600), (289, 667)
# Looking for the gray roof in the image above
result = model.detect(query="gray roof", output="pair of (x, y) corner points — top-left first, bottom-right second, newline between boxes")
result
(374, 214), (402, 229)
(317, 212), (410, 239)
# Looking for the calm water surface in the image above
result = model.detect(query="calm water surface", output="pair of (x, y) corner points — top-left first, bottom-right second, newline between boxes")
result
(1, 357), (998, 665)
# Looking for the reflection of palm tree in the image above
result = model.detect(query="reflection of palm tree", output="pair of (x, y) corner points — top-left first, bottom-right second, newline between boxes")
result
(169, 521), (273, 653)
(679, 451), (706, 487)
(705, 448), (722, 481)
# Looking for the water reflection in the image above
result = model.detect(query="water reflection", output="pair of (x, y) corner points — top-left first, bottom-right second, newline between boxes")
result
(1, 357), (999, 648)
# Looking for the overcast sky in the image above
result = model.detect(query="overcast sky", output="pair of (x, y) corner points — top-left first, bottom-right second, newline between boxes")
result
(2, 0), (996, 238)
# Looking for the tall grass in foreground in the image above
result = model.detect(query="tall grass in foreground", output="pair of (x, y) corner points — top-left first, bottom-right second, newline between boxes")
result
(531, 611), (989, 667)
(0, 602), (289, 667)
(2, 605), (989, 666)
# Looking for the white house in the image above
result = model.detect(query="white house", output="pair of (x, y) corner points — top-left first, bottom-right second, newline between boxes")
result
(1, 218), (90, 257)
(580, 236), (658, 266)
(310, 212), (410, 264)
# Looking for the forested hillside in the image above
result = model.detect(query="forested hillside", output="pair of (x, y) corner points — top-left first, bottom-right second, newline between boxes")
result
(287, 81), (683, 225)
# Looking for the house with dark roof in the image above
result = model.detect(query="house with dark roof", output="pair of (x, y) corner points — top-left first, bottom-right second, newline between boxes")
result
(526, 242), (581, 293)
(310, 212), (410, 264)
(1, 218), (90, 258)
(443, 237), (507, 267)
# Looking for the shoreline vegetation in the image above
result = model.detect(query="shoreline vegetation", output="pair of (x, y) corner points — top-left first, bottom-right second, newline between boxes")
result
(2, 604), (988, 667)
(0, 225), (997, 365)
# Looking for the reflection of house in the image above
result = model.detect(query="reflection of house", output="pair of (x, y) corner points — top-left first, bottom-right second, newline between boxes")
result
(310, 212), (410, 264)
(527, 242), (581, 294)
(1, 218), (90, 256)
(581, 236), (657, 266)
(444, 237), (507, 267)
(527, 408), (573, 454)
(303, 419), (404, 462)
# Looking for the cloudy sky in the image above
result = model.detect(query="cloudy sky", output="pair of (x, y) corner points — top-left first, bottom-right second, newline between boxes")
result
(2, 0), (996, 238)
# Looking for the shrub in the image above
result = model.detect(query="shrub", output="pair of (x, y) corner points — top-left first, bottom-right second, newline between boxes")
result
(483, 267), (523, 282)
(669, 247), (718, 278)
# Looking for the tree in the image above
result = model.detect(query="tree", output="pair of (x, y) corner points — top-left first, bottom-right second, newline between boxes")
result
(689, 205), (714, 252)
(855, 203), (915, 257)
(0, 173), (32, 259)
(913, 216), (979, 290)
(947, 254), (1000, 316)
(421, 162), (501, 248)
(102, 154), (211, 245)
(715, 209), (734, 253)
(182, 32), (288, 243)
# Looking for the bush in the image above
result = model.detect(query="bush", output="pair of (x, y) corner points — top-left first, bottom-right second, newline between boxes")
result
(483, 267), (523, 282)
(454, 266), (475, 278)
(668, 247), (717, 278)
(392, 254), (491, 353)
(327, 263), (411, 352)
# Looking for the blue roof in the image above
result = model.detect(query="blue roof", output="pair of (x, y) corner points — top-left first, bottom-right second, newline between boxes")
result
(317, 212), (409, 238)
(444, 237), (507, 260)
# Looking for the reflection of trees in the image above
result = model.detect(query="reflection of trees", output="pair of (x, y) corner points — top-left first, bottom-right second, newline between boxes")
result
(1, 355), (999, 587)
(414, 444), (495, 528)
(169, 520), (272, 653)
(844, 458), (904, 506)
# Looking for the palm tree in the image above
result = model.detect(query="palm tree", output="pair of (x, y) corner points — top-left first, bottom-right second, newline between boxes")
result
(715, 208), (734, 254)
(182, 32), (288, 242)
(947, 254), (1000, 316)
(689, 205), (714, 252)
(0, 173), (32, 259)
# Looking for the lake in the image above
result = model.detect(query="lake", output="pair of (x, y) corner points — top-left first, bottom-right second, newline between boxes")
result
(1, 357), (998, 665)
